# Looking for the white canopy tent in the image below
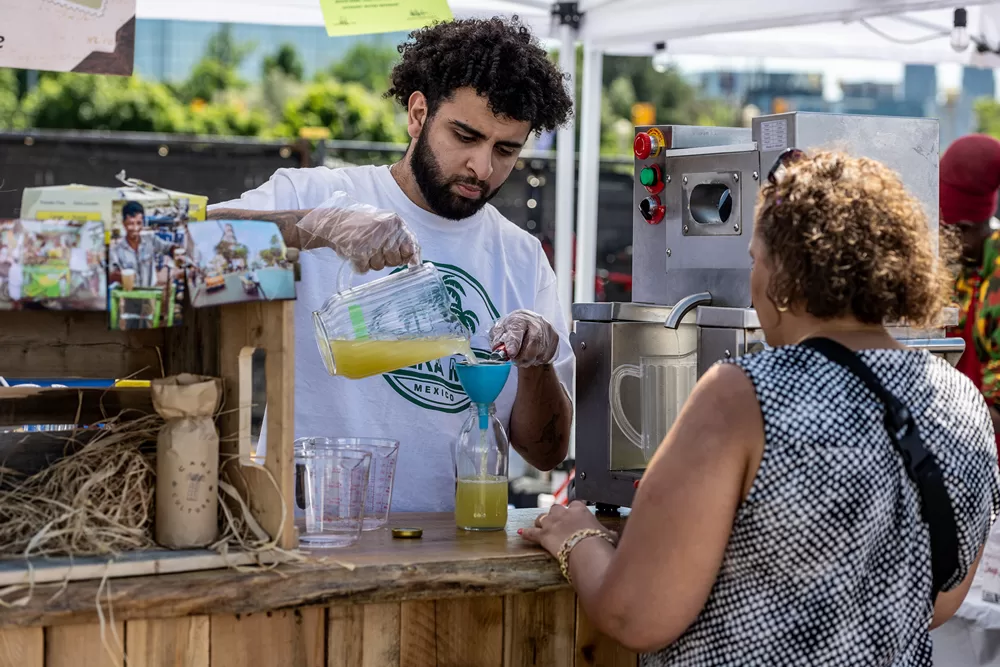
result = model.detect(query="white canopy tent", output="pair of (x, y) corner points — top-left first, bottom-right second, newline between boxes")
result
(609, 5), (1000, 64)
(135, 0), (1000, 313)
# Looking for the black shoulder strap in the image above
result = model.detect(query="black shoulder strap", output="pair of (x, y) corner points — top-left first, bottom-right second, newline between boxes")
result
(801, 337), (960, 600)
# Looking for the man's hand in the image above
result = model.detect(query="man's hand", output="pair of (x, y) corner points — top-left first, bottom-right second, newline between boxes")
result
(295, 193), (420, 273)
(488, 310), (559, 367)
(208, 191), (419, 273)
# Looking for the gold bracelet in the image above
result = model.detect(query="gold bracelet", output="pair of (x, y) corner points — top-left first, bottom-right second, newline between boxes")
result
(556, 528), (617, 586)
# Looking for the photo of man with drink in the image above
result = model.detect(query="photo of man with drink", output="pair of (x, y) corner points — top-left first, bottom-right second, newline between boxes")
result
(107, 200), (184, 329)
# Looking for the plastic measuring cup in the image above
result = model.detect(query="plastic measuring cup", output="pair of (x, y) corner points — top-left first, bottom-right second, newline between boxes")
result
(293, 443), (371, 548)
(297, 437), (399, 531)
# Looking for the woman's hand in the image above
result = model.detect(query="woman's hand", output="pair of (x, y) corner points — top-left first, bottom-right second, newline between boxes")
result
(518, 501), (608, 556)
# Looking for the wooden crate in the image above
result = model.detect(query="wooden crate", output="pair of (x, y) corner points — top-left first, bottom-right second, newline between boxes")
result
(0, 594), (639, 667)
(0, 300), (297, 582)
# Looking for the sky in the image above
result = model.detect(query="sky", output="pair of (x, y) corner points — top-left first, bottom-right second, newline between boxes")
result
(669, 55), (993, 102)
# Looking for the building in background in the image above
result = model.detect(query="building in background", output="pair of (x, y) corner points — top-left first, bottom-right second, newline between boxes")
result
(697, 63), (993, 147)
(133, 19), (406, 82)
(697, 70), (826, 114)
(903, 64), (938, 118)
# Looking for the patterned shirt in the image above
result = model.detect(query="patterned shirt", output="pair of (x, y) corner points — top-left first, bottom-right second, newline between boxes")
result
(643, 346), (999, 666)
(952, 231), (1000, 405)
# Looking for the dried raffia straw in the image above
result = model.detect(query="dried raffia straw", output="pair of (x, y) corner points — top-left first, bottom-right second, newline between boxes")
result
(0, 399), (341, 666)
(0, 412), (161, 560)
(95, 564), (125, 666)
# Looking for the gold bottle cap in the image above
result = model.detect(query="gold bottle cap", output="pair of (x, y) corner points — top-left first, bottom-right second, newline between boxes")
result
(392, 527), (423, 539)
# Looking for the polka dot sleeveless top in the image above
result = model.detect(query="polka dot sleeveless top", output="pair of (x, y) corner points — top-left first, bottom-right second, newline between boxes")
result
(643, 345), (1000, 667)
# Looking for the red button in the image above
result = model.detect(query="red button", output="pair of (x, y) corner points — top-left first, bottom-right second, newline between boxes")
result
(634, 132), (653, 160)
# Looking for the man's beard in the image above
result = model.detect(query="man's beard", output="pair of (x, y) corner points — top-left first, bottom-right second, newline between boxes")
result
(410, 130), (500, 220)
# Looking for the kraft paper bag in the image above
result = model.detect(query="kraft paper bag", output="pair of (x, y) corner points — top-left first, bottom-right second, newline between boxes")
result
(151, 374), (223, 549)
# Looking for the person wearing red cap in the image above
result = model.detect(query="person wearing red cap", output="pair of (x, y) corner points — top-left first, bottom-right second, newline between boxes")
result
(942, 134), (1000, 444)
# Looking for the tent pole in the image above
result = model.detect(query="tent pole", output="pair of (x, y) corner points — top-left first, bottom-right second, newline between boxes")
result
(555, 20), (578, 327)
(573, 41), (603, 306)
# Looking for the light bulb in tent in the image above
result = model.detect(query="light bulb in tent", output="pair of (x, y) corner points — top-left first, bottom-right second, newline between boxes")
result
(951, 8), (970, 53)
(652, 42), (669, 74)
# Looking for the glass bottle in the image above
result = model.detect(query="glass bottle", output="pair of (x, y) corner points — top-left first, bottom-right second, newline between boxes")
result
(454, 403), (509, 531)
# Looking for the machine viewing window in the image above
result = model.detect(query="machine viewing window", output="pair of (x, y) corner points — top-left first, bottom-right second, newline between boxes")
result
(689, 183), (732, 225)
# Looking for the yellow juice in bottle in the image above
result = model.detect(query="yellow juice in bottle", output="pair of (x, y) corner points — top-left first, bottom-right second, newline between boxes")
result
(328, 337), (474, 379)
(455, 476), (508, 531)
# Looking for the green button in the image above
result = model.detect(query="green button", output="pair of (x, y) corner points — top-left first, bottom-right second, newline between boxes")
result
(639, 167), (657, 187)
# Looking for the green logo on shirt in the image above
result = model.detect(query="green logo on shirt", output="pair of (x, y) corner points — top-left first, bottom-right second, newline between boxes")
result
(382, 262), (500, 413)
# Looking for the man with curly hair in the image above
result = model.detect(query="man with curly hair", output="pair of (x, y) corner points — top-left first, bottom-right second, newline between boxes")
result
(208, 17), (575, 514)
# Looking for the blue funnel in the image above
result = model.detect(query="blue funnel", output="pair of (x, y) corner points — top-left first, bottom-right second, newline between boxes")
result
(456, 361), (512, 429)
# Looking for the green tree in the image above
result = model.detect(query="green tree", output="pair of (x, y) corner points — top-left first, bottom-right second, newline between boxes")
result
(186, 99), (270, 137)
(977, 98), (1000, 138)
(263, 44), (305, 82)
(16, 73), (188, 133)
(205, 24), (255, 70)
(0, 68), (20, 129)
(328, 43), (399, 93)
(179, 25), (255, 103)
(551, 48), (738, 156)
(180, 58), (247, 103)
(277, 79), (406, 142)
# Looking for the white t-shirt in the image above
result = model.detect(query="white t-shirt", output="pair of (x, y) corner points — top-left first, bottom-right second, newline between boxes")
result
(210, 165), (575, 513)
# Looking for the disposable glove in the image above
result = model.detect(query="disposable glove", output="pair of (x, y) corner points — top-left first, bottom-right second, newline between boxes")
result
(488, 310), (559, 367)
(295, 191), (419, 273)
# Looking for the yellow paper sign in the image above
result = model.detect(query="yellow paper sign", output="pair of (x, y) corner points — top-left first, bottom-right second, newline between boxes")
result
(299, 127), (333, 140)
(631, 103), (656, 128)
(319, 0), (454, 38)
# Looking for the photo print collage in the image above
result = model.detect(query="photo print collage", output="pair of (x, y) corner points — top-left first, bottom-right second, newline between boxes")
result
(5, 179), (296, 328)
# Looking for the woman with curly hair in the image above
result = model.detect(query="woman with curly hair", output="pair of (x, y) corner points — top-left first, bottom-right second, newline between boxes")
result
(207, 17), (576, 513)
(521, 151), (1000, 665)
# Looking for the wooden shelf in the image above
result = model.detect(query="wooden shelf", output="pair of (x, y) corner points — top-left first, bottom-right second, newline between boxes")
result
(0, 386), (154, 427)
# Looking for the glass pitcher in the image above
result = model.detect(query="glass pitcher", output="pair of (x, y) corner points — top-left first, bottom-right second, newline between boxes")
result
(610, 353), (697, 462)
(312, 261), (472, 379)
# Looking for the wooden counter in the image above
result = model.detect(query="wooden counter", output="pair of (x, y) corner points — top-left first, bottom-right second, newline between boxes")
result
(0, 509), (638, 667)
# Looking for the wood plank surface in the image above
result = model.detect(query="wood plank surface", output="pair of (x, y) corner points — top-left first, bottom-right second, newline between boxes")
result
(0, 386), (154, 427)
(435, 597), (503, 667)
(327, 605), (364, 667)
(399, 601), (436, 667)
(0, 311), (163, 380)
(45, 622), (125, 667)
(362, 603), (401, 667)
(125, 616), (209, 667)
(504, 591), (576, 667)
(210, 607), (325, 667)
(162, 305), (220, 377)
(574, 603), (638, 667)
(0, 511), (624, 628)
(219, 300), (295, 549)
(0, 626), (43, 667)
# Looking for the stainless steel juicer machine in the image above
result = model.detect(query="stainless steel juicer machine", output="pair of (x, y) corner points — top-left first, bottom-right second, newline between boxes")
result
(571, 112), (964, 513)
